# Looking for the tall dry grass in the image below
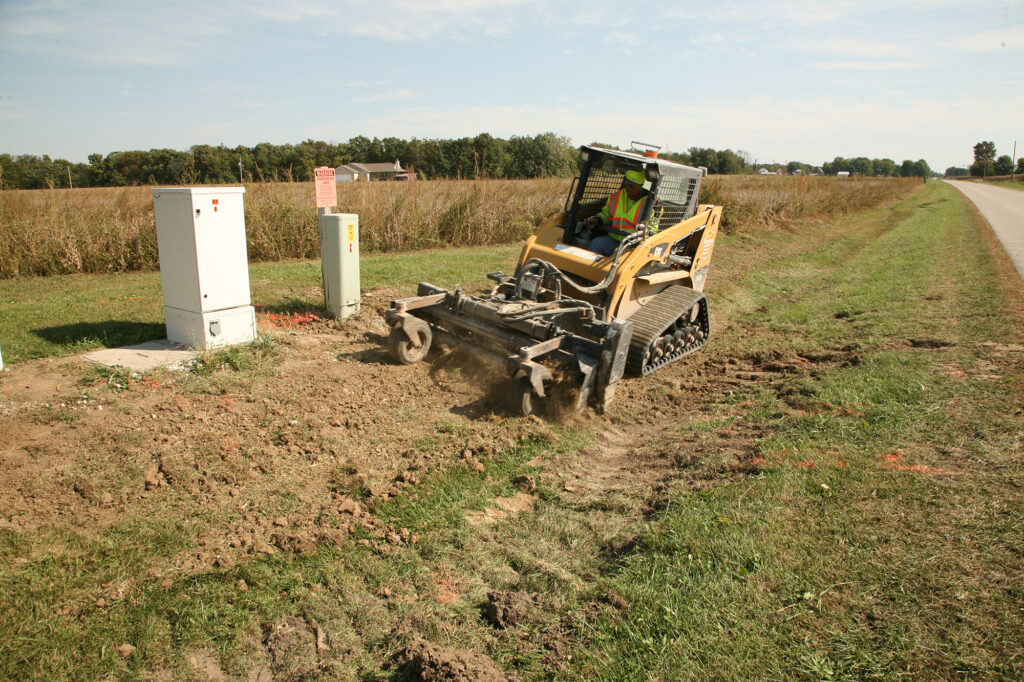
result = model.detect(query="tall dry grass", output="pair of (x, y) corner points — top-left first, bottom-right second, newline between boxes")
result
(0, 176), (920, 278)
(702, 175), (921, 231)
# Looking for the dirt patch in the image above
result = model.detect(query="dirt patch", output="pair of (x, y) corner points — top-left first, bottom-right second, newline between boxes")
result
(979, 341), (1024, 353)
(482, 591), (542, 629)
(0, 290), (555, 561)
(467, 492), (538, 526)
(186, 648), (226, 680)
(395, 640), (508, 681)
(264, 616), (321, 680)
(907, 338), (954, 349)
(880, 451), (963, 476)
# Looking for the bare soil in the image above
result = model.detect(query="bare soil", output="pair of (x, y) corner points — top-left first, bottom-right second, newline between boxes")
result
(0, 285), (864, 586)
(4, 194), (963, 677)
(1, 291), (541, 556)
(395, 639), (509, 681)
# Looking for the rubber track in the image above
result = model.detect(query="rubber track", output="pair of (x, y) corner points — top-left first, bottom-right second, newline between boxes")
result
(625, 285), (709, 376)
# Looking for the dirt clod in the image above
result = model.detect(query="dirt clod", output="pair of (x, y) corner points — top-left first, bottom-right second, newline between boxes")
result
(396, 640), (508, 681)
(116, 643), (136, 658)
(602, 590), (630, 611)
(143, 465), (165, 490)
(483, 591), (541, 629)
(514, 474), (536, 493)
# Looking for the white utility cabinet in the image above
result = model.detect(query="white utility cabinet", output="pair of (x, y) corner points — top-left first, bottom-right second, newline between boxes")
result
(152, 187), (256, 350)
(319, 212), (361, 320)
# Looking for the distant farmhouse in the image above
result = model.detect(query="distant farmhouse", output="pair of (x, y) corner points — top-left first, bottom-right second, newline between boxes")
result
(335, 159), (415, 182)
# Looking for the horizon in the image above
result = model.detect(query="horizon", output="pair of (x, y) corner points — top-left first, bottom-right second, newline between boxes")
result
(1, 1), (1022, 171)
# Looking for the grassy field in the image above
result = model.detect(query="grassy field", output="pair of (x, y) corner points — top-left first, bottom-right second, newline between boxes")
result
(1, 181), (1021, 679)
(570, 181), (1024, 678)
(0, 244), (521, 364)
(0, 176), (917, 278)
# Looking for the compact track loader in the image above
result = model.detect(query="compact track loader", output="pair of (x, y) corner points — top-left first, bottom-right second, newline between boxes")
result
(384, 143), (722, 415)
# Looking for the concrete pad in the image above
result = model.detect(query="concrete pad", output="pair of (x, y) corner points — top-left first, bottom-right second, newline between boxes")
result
(82, 339), (198, 372)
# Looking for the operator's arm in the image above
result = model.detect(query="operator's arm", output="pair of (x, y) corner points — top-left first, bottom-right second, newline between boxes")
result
(586, 194), (614, 229)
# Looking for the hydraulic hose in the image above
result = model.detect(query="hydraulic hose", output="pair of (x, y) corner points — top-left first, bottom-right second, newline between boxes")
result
(498, 299), (597, 322)
(515, 231), (644, 297)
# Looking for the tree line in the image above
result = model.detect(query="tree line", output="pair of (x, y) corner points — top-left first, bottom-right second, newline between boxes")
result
(0, 133), (934, 190)
(0, 133), (583, 190)
(662, 150), (931, 179)
(949, 141), (1024, 178)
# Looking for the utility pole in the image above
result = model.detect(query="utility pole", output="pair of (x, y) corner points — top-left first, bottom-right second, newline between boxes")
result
(68, 164), (73, 189)
(1013, 140), (1017, 183)
(239, 158), (244, 183)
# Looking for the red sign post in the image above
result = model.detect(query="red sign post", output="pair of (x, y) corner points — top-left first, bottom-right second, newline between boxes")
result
(314, 166), (337, 209)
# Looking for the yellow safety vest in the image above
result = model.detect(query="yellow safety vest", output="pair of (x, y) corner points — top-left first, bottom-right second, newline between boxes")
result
(601, 189), (647, 241)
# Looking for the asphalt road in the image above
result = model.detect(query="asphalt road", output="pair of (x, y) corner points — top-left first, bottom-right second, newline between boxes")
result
(946, 180), (1024, 280)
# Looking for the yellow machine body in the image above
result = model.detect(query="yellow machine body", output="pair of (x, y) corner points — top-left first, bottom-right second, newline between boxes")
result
(384, 143), (724, 414)
(518, 203), (722, 322)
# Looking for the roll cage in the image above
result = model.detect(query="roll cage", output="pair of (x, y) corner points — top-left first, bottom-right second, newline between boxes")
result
(562, 145), (705, 245)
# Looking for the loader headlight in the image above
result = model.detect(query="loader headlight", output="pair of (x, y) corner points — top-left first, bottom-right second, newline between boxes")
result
(645, 166), (660, 182)
(580, 150), (590, 162)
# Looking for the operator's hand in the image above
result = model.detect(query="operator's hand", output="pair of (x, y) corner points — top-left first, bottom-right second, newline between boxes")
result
(585, 216), (599, 228)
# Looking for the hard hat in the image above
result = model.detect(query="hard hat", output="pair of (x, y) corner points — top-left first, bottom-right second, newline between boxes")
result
(624, 170), (645, 186)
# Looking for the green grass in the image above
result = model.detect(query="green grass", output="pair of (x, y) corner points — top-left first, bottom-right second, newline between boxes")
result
(568, 181), (1024, 679)
(989, 179), (1024, 191)
(0, 243), (520, 364)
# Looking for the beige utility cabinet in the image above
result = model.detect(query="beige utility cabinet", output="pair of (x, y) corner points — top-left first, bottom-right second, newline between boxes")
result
(152, 187), (257, 349)
(319, 212), (361, 320)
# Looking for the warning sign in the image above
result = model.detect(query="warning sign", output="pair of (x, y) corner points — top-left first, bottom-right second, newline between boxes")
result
(314, 167), (337, 208)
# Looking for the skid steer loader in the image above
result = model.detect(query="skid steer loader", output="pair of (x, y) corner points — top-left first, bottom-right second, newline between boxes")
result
(384, 142), (722, 415)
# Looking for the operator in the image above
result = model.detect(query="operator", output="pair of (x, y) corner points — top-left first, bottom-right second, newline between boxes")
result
(584, 169), (651, 256)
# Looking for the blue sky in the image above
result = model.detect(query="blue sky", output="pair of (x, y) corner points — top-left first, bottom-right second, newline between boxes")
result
(1, 0), (1021, 171)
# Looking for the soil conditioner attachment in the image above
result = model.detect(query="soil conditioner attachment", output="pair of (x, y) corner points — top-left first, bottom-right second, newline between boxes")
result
(384, 143), (723, 415)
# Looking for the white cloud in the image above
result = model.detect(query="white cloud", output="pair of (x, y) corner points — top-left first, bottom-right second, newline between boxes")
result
(665, 1), (861, 28)
(352, 89), (417, 104)
(243, 0), (544, 41)
(246, 1), (338, 22)
(0, 1), (228, 66)
(943, 25), (1024, 51)
(0, 107), (35, 122)
(689, 32), (729, 47)
(195, 120), (239, 139)
(807, 60), (923, 70)
(796, 38), (916, 58)
(1, 15), (64, 38)
(603, 31), (642, 47)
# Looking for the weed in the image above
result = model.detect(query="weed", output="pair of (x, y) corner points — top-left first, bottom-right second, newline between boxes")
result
(191, 336), (279, 375)
(78, 364), (134, 392)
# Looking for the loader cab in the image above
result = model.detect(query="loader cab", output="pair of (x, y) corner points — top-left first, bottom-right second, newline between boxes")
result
(562, 145), (705, 247)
